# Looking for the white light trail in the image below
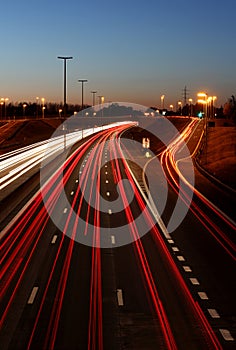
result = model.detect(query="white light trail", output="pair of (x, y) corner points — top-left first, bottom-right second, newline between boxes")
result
(0, 122), (137, 192)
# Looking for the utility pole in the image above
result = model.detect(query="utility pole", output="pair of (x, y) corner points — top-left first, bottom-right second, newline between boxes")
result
(57, 56), (73, 118)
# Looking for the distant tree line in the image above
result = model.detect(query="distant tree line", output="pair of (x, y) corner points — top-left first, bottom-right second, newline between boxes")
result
(1, 96), (235, 123)
(0, 102), (87, 120)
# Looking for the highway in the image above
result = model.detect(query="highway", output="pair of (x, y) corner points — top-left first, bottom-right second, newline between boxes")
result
(0, 118), (235, 349)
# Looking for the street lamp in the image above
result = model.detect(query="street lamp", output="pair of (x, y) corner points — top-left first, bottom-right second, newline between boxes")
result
(0, 100), (4, 120)
(178, 101), (182, 115)
(91, 91), (97, 106)
(161, 94), (165, 109)
(212, 96), (217, 118)
(188, 98), (193, 116)
(197, 91), (208, 164)
(23, 103), (27, 119)
(197, 92), (207, 118)
(57, 56), (73, 118)
(98, 96), (104, 104)
(98, 96), (104, 121)
(36, 97), (39, 118)
(41, 98), (45, 119)
(78, 79), (88, 110)
(1, 98), (9, 119)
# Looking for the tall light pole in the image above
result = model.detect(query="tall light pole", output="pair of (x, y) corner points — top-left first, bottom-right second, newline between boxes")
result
(78, 79), (88, 110)
(57, 56), (73, 118)
(188, 98), (193, 116)
(197, 92), (208, 164)
(91, 91), (97, 106)
(0, 100), (4, 120)
(36, 97), (39, 118)
(161, 94), (165, 109)
(197, 92), (207, 118)
(41, 98), (45, 119)
(178, 101), (182, 115)
(212, 96), (217, 118)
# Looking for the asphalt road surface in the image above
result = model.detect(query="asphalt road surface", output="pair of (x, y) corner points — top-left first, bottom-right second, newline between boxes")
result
(0, 118), (235, 349)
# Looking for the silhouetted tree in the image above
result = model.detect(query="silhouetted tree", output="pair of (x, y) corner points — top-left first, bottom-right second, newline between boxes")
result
(223, 95), (236, 123)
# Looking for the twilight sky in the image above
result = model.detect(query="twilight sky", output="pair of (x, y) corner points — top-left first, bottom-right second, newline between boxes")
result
(0, 0), (235, 108)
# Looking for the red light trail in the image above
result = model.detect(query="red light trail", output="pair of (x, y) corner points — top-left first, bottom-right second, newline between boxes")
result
(0, 120), (232, 349)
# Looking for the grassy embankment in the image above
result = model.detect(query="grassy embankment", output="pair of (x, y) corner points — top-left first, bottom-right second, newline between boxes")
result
(197, 126), (236, 189)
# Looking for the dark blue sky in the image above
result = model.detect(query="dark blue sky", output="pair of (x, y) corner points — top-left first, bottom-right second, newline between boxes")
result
(1, 0), (235, 108)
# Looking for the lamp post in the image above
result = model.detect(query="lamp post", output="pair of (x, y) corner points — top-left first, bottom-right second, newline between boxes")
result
(5, 98), (9, 119)
(197, 92), (208, 164)
(188, 98), (193, 116)
(197, 92), (207, 118)
(23, 103), (27, 119)
(57, 56), (73, 118)
(212, 96), (217, 118)
(41, 98), (45, 119)
(98, 96), (104, 122)
(78, 79), (88, 110)
(161, 94), (165, 109)
(178, 101), (182, 115)
(1, 98), (9, 119)
(36, 97), (39, 118)
(0, 100), (4, 120)
(91, 91), (97, 106)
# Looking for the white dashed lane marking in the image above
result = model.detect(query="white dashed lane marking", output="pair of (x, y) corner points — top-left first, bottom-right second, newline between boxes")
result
(207, 309), (220, 318)
(177, 256), (185, 261)
(183, 266), (192, 272)
(219, 329), (234, 341)
(51, 235), (57, 244)
(117, 289), (124, 306)
(198, 292), (209, 300)
(28, 287), (39, 304)
(172, 247), (179, 252)
(190, 278), (200, 285)
(166, 238), (234, 342)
